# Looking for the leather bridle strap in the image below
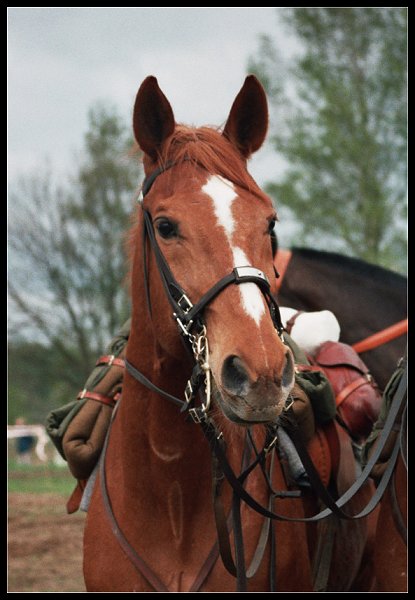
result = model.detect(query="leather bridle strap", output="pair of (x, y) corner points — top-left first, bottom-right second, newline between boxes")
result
(141, 160), (178, 197)
(99, 402), (222, 592)
(198, 360), (407, 523)
(125, 357), (187, 409)
(142, 208), (284, 338)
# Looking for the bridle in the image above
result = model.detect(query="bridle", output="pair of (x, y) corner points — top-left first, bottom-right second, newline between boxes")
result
(128, 159), (285, 422)
(101, 160), (407, 592)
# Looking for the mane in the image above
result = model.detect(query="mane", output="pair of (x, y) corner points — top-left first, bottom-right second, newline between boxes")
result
(292, 247), (407, 285)
(154, 124), (270, 203)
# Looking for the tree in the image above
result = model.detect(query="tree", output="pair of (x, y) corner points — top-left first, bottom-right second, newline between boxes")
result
(249, 7), (407, 272)
(8, 103), (141, 389)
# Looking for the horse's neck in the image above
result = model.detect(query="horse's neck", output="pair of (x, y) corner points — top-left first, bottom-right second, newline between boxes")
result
(112, 319), (214, 512)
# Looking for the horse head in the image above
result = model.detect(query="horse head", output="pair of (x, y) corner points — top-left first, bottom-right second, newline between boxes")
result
(131, 75), (294, 425)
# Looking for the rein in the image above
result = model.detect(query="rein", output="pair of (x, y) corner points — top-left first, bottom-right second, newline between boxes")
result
(101, 161), (407, 592)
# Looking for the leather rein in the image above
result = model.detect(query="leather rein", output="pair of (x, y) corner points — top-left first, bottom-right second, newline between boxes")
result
(99, 161), (407, 592)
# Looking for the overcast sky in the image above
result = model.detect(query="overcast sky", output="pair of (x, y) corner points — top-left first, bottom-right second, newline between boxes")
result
(8, 7), (299, 190)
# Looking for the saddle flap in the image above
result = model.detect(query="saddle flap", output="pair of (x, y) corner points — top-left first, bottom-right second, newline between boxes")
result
(312, 341), (369, 374)
(307, 420), (357, 495)
(306, 426), (333, 488)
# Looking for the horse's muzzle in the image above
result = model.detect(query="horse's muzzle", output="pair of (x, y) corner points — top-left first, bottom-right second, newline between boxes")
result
(215, 350), (295, 424)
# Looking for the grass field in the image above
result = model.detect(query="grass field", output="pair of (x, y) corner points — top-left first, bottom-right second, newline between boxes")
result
(8, 458), (87, 592)
(8, 460), (78, 495)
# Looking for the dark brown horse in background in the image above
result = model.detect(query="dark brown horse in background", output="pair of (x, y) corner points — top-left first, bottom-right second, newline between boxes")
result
(82, 75), (378, 592)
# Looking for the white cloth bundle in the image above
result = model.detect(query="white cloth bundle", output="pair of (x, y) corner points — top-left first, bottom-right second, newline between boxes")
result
(280, 307), (341, 355)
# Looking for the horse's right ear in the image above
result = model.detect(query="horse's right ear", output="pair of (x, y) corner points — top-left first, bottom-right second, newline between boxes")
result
(133, 76), (175, 161)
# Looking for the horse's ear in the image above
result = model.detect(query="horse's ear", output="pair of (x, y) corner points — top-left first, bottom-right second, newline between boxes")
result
(133, 76), (175, 161)
(223, 75), (268, 158)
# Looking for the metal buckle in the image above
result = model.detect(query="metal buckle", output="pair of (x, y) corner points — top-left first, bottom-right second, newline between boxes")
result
(107, 354), (115, 367)
(189, 407), (204, 424)
(233, 266), (269, 285)
(177, 293), (193, 314)
(80, 388), (87, 400)
(173, 312), (194, 337)
(264, 435), (278, 454)
(184, 380), (193, 404)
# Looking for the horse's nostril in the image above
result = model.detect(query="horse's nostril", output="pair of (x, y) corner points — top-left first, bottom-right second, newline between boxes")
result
(282, 351), (294, 389)
(221, 355), (250, 396)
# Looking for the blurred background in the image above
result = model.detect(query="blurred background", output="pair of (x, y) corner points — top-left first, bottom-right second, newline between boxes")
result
(7, 7), (407, 592)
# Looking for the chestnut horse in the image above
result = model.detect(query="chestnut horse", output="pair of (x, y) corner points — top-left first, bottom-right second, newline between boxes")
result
(83, 76), (376, 592)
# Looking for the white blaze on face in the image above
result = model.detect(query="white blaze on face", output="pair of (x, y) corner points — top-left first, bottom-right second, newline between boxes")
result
(202, 175), (266, 326)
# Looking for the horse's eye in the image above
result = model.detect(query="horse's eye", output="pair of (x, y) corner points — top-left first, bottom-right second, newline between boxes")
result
(155, 218), (178, 239)
(268, 219), (276, 234)
(268, 219), (277, 257)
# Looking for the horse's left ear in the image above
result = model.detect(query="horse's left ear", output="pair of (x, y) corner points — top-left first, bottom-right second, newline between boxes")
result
(223, 75), (268, 158)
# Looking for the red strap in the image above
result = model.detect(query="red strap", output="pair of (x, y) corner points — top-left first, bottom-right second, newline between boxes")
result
(352, 319), (408, 354)
(274, 249), (292, 293)
(96, 355), (125, 368)
(335, 376), (370, 408)
(77, 389), (119, 408)
(66, 479), (87, 514)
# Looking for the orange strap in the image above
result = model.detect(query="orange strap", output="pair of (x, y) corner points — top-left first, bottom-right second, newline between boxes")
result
(274, 249), (292, 293)
(96, 355), (125, 368)
(335, 376), (370, 408)
(76, 389), (119, 408)
(352, 319), (408, 354)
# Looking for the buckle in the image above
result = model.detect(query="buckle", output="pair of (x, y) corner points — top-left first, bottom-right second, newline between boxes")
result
(173, 312), (194, 337)
(264, 435), (278, 454)
(188, 407), (205, 424)
(233, 266), (269, 285)
(184, 380), (193, 404)
(177, 293), (193, 314)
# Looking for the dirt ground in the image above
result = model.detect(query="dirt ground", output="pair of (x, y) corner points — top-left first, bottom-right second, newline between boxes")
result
(8, 492), (86, 592)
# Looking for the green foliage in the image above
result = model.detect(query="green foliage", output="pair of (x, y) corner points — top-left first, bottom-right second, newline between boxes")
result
(8, 342), (77, 424)
(249, 7), (407, 273)
(9, 103), (141, 420)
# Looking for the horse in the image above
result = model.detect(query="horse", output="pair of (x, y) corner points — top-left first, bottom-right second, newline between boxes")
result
(83, 75), (377, 592)
(274, 247), (407, 390)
